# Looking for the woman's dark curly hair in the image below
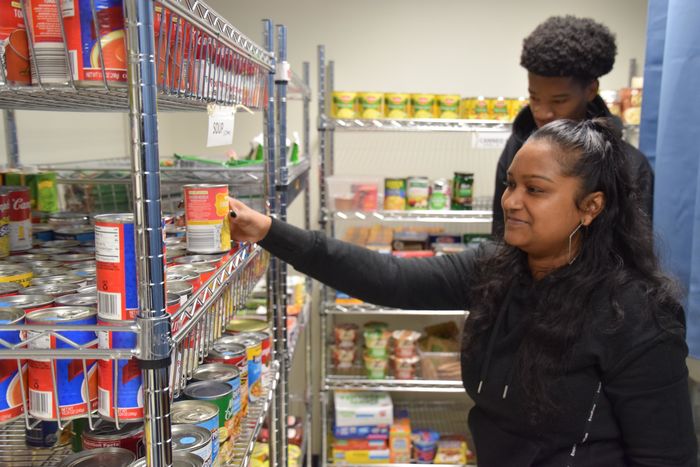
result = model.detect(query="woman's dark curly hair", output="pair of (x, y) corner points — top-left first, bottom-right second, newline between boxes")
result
(521, 15), (617, 82)
(463, 118), (682, 423)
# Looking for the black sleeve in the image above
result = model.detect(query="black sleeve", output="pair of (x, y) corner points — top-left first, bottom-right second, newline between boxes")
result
(492, 135), (519, 236)
(259, 218), (478, 310)
(624, 143), (655, 221)
(604, 335), (696, 466)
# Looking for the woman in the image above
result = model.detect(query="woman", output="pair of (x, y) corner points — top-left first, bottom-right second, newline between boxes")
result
(228, 119), (697, 466)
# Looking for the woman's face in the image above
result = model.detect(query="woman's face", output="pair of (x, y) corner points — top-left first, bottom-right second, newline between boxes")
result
(501, 139), (585, 260)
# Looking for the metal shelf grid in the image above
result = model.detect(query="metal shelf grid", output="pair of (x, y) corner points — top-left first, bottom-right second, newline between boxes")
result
(324, 303), (467, 317)
(325, 361), (463, 393)
(230, 361), (280, 467)
(0, 419), (73, 467)
(327, 116), (512, 133)
(0, 0), (274, 112)
(330, 209), (493, 224)
(327, 400), (476, 467)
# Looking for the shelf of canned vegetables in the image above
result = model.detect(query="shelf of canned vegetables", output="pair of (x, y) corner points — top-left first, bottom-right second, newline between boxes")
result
(0, 0), (297, 466)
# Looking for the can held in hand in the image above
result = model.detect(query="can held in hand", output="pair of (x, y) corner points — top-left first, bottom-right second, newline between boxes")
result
(94, 214), (138, 321)
(184, 185), (231, 254)
(82, 420), (144, 457)
(26, 306), (97, 420)
(62, 0), (127, 86)
(172, 424), (212, 467)
(97, 318), (143, 421)
(172, 400), (220, 464)
(0, 307), (26, 424)
(6, 186), (32, 251)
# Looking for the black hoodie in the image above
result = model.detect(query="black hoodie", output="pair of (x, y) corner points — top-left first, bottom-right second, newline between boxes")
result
(491, 96), (654, 236)
(259, 219), (697, 467)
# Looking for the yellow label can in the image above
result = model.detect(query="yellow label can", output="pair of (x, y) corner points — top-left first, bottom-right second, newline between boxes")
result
(385, 93), (411, 119)
(489, 97), (510, 121)
(411, 94), (437, 118)
(460, 98), (475, 119)
(473, 96), (489, 119)
(358, 92), (385, 119)
(437, 94), (461, 119)
(509, 97), (528, 121)
(331, 92), (358, 119)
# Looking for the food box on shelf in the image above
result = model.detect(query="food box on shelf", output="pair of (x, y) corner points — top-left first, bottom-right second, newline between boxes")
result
(332, 448), (391, 464)
(418, 350), (461, 380)
(334, 391), (393, 427)
(333, 424), (391, 440)
(326, 175), (384, 211)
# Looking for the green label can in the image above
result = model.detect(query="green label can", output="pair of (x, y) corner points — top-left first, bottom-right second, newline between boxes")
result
(451, 173), (474, 210)
(183, 381), (233, 445)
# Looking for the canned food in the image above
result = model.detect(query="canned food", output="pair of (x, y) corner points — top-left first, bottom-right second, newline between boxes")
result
(220, 334), (262, 403)
(183, 185), (231, 254)
(27, 307), (97, 420)
(165, 224), (187, 238)
(5, 186), (32, 251)
(168, 264), (202, 290)
(41, 240), (81, 249)
(451, 172), (474, 210)
(0, 294), (53, 313)
(0, 282), (21, 297)
(509, 97), (528, 121)
(183, 381), (233, 447)
(358, 92), (384, 119)
(411, 94), (437, 118)
(172, 424), (212, 467)
(51, 253), (93, 264)
(385, 93), (411, 119)
(57, 447), (136, 467)
(406, 176), (430, 210)
(0, 307), (26, 423)
(30, 275), (85, 287)
(437, 94), (461, 119)
(428, 178), (451, 210)
(206, 341), (248, 417)
(24, 0), (69, 84)
(192, 364), (241, 441)
(225, 318), (270, 334)
(20, 283), (80, 297)
(0, 263), (32, 287)
(55, 292), (97, 308)
(62, 0), (127, 86)
(94, 214), (139, 321)
(489, 96), (509, 121)
(0, 0), (30, 87)
(32, 224), (54, 242)
(47, 213), (90, 228)
(331, 91), (358, 119)
(97, 318), (142, 421)
(68, 259), (96, 270)
(25, 419), (62, 447)
(129, 452), (204, 467)
(54, 225), (95, 243)
(28, 259), (64, 269)
(174, 254), (225, 267)
(78, 284), (97, 294)
(190, 263), (216, 284)
(166, 246), (186, 265)
(164, 236), (185, 246)
(167, 280), (193, 305)
(0, 188), (9, 257)
(166, 293), (182, 331)
(8, 253), (50, 263)
(248, 331), (271, 368)
(82, 420), (144, 457)
(172, 401), (220, 463)
(71, 246), (96, 255)
(71, 267), (97, 279)
(384, 178), (407, 210)
(473, 96), (489, 119)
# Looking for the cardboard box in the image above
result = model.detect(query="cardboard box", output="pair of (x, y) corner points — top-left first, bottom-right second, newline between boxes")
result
(332, 423), (390, 440)
(334, 391), (393, 427)
(332, 448), (391, 464)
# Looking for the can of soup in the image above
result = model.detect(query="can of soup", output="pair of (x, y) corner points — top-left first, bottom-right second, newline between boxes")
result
(206, 341), (248, 418)
(0, 282), (21, 297)
(0, 263), (32, 287)
(0, 188), (9, 257)
(172, 400), (220, 464)
(24, 0), (70, 85)
(183, 381), (233, 451)
(184, 185), (231, 254)
(192, 363), (241, 441)
(0, 293), (53, 313)
(57, 447), (136, 467)
(172, 423), (213, 467)
(6, 186), (32, 251)
(82, 420), (144, 457)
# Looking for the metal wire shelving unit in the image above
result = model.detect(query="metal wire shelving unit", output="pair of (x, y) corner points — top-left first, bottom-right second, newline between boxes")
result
(317, 45), (486, 466)
(0, 2), (309, 466)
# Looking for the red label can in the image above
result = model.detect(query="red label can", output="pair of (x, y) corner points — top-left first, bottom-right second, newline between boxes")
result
(82, 420), (144, 457)
(6, 186), (32, 252)
(0, 308), (27, 424)
(167, 264), (201, 291)
(0, 189), (9, 257)
(184, 184), (231, 254)
(0, 0), (29, 86)
(94, 214), (138, 321)
(97, 318), (142, 421)
(62, 0), (127, 86)
(25, 0), (70, 84)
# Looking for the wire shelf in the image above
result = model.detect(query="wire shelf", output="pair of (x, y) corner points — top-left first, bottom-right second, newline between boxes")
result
(0, 418), (73, 467)
(327, 116), (512, 133)
(326, 364), (464, 393)
(324, 303), (467, 317)
(288, 295), (311, 368)
(330, 209), (493, 224)
(0, 0), (273, 112)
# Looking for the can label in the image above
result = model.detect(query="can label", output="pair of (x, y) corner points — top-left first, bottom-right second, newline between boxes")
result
(331, 91), (357, 119)
(452, 173), (474, 210)
(384, 178), (407, 211)
(385, 93), (410, 119)
(184, 185), (231, 254)
(25, 0), (70, 84)
(411, 94), (437, 118)
(0, 268), (32, 288)
(406, 177), (429, 210)
(27, 318), (97, 420)
(206, 351), (248, 418)
(0, 0), (30, 86)
(95, 219), (138, 320)
(8, 188), (32, 251)
(82, 430), (144, 457)
(62, 0), (127, 85)
(245, 343), (262, 402)
(0, 192), (11, 257)
(0, 315), (26, 423)
(437, 94), (461, 119)
(97, 320), (142, 420)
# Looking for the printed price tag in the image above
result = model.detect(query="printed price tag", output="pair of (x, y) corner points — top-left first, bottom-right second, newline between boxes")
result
(472, 131), (511, 150)
(207, 104), (235, 147)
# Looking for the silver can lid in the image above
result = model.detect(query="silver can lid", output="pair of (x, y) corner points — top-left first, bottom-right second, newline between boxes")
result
(192, 363), (239, 384)
(7, 253), (50, 263)
(27, 306), (96, 323)
(129, 452), (203, 467)
(58, 447), (135, 467)
(171, 424), (212, 453)
(0, 294), (53, 310)
(94, 213), (134, 224)
(31, 274), (85, 286)
(0, 307), (25, 324)
(55, 293), (98, 307)
(83, 420), (143, 441)
(0, 282), (22, 294)
(21, 283), (79, 297)
(183, 381), (232, 400)
(171, 400), (219, 425)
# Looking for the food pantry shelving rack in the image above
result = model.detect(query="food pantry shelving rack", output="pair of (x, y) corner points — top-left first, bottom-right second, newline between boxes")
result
(0, 1), (311, 466)
(317, 45), (489, 466)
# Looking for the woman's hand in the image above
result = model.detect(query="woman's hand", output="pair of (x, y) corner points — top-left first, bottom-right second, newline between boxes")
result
(227, 197), (272, 243)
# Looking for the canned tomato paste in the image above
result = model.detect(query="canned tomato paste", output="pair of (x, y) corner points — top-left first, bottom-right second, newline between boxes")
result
(184, 184), (231, 254)
(62, 0), (127, 86)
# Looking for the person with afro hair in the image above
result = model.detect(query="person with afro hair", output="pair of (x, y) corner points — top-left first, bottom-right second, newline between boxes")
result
(492, 15), (654, 236)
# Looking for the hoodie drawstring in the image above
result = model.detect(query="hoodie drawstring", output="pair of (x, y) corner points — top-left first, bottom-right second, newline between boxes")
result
(477, 287), (515, 395)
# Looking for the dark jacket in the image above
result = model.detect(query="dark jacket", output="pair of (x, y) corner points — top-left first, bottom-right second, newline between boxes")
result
(260, 219), (697, 467)
(492, 96), (655, 235)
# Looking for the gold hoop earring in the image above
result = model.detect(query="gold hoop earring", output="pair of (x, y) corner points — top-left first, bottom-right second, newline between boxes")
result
(568, 222), (584, 265)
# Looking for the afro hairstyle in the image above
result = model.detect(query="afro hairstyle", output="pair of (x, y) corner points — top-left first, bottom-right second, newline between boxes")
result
(520, 15), (617, 82)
